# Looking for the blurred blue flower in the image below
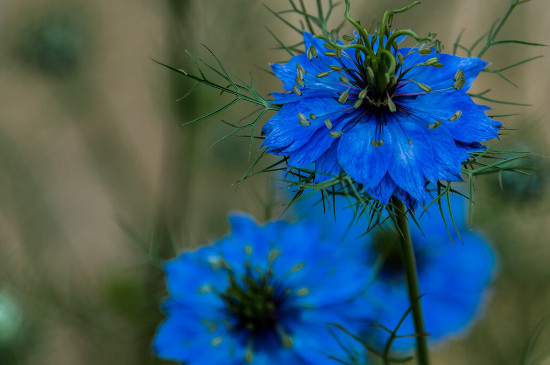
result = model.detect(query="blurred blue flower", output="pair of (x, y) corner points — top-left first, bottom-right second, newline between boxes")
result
(153, 213), (371, 364)
(262, 31), (500, 210)
(291, 192), (497, 351)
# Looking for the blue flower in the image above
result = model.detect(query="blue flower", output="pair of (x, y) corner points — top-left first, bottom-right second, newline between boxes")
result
(262, 30), (501, 210)
(291, 193), (497, 351)
(153, 213), (371, 364)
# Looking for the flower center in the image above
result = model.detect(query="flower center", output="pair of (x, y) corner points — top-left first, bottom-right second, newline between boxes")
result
(220, 269), (286, 333)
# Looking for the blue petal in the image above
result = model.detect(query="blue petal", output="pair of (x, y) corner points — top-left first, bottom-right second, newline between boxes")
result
(337, 112), (393, 189)
(314, 142), (340, 182)
(261, 97), (347, 157)
(398, 91), (501, 144)
(396, 49), (488, 94)
(386, 113), (438, 205)
(366, 174), (397, 205)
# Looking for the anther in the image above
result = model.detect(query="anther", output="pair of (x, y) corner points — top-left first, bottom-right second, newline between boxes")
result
(324, 51), (337, 57)
(387, 94), (396, 113)
(408, 139), (413, 145)
(358, 88), (368, 99)
(338, 89), (350, 104)
(324, 118), (333, 129)
(342, 34), (354, 43)
(295, 77), (305, 88)
(419, 48), (432, 55)
(297, 112), (310, 126)
(330, 30), (338, 42)
(324, 42), (335, 50)
(449, 110), (462, 121)
(316, 71), (332, 78)
(296, 64), (306, 75)
(292, 85), (302, 96)
(424, 57), (438, 66)
(329, 65), (343, 71)
(339, 76), (350, 84)
(329, 131), (343, 138)
(371, 139), (384, 147)
(309, 113), (317, 120)
(432, 62), (444, 67)
(353, 98), (363, 108)
(428, 120), (442, 129)
(418, 83), (432, 92)
(307, 45), (317, 60)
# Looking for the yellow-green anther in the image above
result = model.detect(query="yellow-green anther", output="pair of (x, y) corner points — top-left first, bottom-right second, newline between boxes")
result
(418, 83), (431, 92)
(424, 57), (438, 66)
(297, 68), (304, 79)
(354, 98), (363, 108)
(316, 71), (331, 78)
(309, 113), (317, 120)
(428, 120), (442, 129)
(297, 112), (309, 126)
(308, 45), (317, 59)
(342, 34), (354, 43)
(324, 51), (337, 57)
(453, 78), (465, 90)
(338, 89), (350, 104)
(324, 42), (335, 50)
(358, 87), (368, 99)
(419, 48), (432, 55)
(335, 49), (342, 58)
(329, 131), (343, 138)
(297, 64), (306, 75)
(339, 76), (350, 84)
(292, 85), (302, 96)
(324, 118), (333, 129)
(454, 69), (464, 81)
(387, 94), (396, 112)
(449, 110), (462, 121)
(398, 53), (404, 66)
(330, 65), (342, 71)
(432, 62), (444, 67)
(295, 77), (305, 87)
(330, 30), (338, 42)
(371, 139), (384, 147)
(408, 139), (413, 145)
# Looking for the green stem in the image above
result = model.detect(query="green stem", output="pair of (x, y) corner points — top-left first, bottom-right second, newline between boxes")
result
(391, 197), (430, 365)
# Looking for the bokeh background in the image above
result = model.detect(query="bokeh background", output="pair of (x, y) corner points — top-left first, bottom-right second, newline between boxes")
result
(0, 0), (549, 364)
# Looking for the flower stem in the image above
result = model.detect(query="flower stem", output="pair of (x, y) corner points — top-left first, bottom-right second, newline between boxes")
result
(391, 197), (430, 365)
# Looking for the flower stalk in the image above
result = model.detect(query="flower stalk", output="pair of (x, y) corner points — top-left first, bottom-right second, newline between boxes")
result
(391, 196), (430, 365)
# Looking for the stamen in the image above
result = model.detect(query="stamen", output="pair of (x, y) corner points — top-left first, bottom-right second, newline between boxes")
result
(428, 120), (442, 129)
(449, 110), (462, 121)
(358, 87), (368, 99)
(387, 94), (396, 112)
(324, 51), (337, 57)
(316, 71), (332, 78)
(432, 62), (444, 67)
(329, 131), (343, 138)
(307, 45), (317, 60)
(453, 69), (465, 90)
(296, 64), (306, 75)
(353, 98), (364, 108)
(342, 34), (354, 43)
(211, 337), (223, 347)
(297, 112), (310, 126)
(339, 76), (350, 84)
(338, 89), (350, 104)
(418, 48), (432, 55)
(329, 65), (343, 71)
(309, 113), (317, 120)
(424, 57), (438, 66)
(371, 139), (384, 147)
(408, 139), (413, 145)
(324, 118), (333, 129)
(295, 77), (305, 87)
(292, 85), (302, 96)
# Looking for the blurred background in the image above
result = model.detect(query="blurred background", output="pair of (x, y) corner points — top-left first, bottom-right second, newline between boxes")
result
(0, 0), (548, 364)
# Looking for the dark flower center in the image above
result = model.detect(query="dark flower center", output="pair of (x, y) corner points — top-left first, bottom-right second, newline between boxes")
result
(220, 269), (287, 333)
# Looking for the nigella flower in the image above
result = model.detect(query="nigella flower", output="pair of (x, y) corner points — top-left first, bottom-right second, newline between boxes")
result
(153, 213), (370, 364)
(292, 193), (496, 351)
(262, 4), (501, 210)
